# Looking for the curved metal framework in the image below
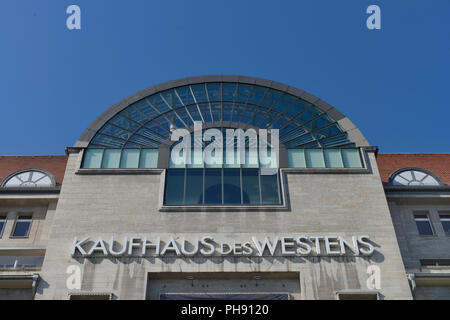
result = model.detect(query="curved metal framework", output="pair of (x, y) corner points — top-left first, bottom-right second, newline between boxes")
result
(76, 76), (369, 149)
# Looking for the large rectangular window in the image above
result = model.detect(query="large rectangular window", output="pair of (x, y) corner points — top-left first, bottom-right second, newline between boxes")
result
(185, 169), (203, 205)
(164, 170), (185, 205)
(439, 213), (450, 235)
(414, 213), (434, 236)
(164, 169), (281, 206)
(11, 215), (32, 238)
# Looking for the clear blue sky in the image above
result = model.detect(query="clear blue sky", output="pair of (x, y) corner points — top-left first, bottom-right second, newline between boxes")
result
(0, 0), (448, 155)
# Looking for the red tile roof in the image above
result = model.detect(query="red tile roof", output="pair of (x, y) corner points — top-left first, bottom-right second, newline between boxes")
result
(0, 156), (68, 186)
(377, 154), (450, 185)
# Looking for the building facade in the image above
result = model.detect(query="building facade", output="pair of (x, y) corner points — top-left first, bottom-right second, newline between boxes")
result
(0, 76), (448, 300)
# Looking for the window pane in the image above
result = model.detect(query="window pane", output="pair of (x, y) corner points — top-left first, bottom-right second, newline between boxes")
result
(204, 169), (222, 204)
(324, 149), (344, 168)
(243, 148), (258, 168)
(414, 215), (433, 235)
(287, 149), (306, 168)
(260, 172), (280, 204)
(139, 149), (158, 168)
(101, 149), (121, 168)
(224, 148), (240, 168)
(305, 149), (325, 168)
(342, 149), (362, 168)
(82, 149), (103, 168)
(120, 149), (140, 168)
(169, 148), (187, 168)
(0, 216), (6, 236)
(242, 169), (260, 204)
(223, 169), (241, 204)
(440, 214), (450, 234)
(164, 170), (185, 205)
(187, 149), (203, 168)
(185, 169), (203, 205)
(13, 217), (32, 237)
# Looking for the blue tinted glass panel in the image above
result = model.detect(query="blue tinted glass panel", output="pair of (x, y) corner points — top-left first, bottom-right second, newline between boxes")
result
(236, 84), (252, 103)
(207, 83), (221, 101)
(82, 149), (103, 168)
(305, 149), (325, 168)
(174, 86), (195, 105)
(139, 149), (158, 168)
(324, 149), (344, 168)
(260, 173), (280, 204)
(187, 105), (203, 122)
(102, 149), (121, 168)
(185, 169), (203, 205)
(148, 95), (170, 113)
(287, 149), (306, 168)
(120, 149), (140, 168)
(0, 216), (6, 236)
(247, 86), (266, 105)
(204, 169), (222, 204)
(134, 99), (159, 118)
(222, 103), (233, 122)
(342, 149), (362, 168)
(161, 89), (182, 108)
(165, 170), (185, 205)
(198, 103), (212, 122)
(242, 169), (260, 204)
(191, 84), (207, 103)
(137, 127), (166, 143)
(223, 169), (241, 204)
(222, 83), (237, 101)
(109, 115), (140, 132)
(210, 103), (221, 122)
(12, 217), (32, 237)
(99, 124), (132, 141)
(120, 106), (148, 124)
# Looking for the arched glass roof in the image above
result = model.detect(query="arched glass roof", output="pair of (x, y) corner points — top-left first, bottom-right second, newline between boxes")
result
(88, 82), (355, 149)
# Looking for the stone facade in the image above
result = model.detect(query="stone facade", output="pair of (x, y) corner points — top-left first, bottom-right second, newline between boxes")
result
(34, 150), (412, 300)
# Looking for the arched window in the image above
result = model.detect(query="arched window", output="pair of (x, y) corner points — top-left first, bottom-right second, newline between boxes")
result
(1, 169), (56, 188)
(389, 168), (442, 186)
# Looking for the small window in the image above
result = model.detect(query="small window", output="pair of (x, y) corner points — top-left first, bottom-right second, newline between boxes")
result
(414, 213), (434, 236)
(11, 215), (32, 238)
(439, 213), (450, 235)
(0, 215), (6, 238)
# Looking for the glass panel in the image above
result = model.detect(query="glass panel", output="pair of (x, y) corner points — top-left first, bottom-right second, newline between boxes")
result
(415, 219), (433, 235)
(440, 214), (450, 234)
(224, 148), (240, 168)
(164, 170), (185, 205)
(169, 147), (187, 168)
(0, 216), (6, 236)
(342, 149), (362, 168)
(12, 217), (32, 237)
(305, 149), (325, 168)
(101, 149), (121, 168)
(186, 149), (203, 168)
(260, 172), (280, 204)
(82, 149), (103, 168)
(324, 149), (344, 168)
(185, 169), (203, 205)
(243, 148), (259, 168)
(242, 169), (260, 204)
(223, 169), (241, 204)
(139, 149), (158, 168)
(204, 169), (222, 204)
(120, 149), (140, 168)
(287, 149), (306, 168)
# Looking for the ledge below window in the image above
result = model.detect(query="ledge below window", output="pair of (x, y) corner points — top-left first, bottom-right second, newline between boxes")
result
(159, 204), (289, 212)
